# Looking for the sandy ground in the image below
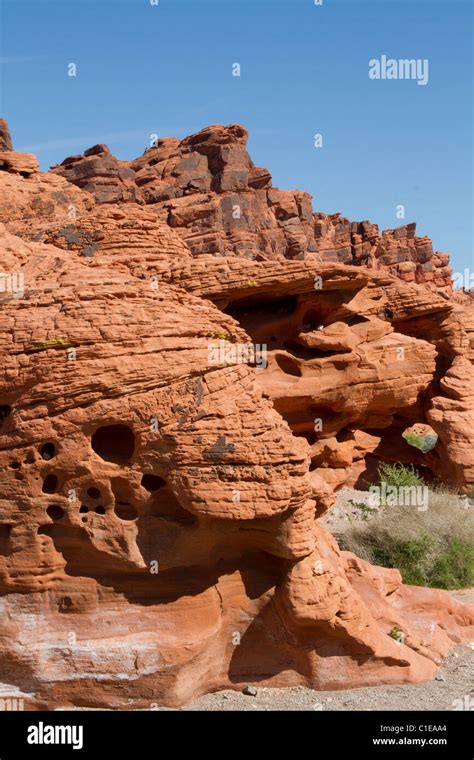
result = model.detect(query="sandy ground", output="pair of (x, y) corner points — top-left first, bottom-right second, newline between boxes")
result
(175, 643), (473, 712)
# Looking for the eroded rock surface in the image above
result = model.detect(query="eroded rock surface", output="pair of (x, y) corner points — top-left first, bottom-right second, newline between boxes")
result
(51, 124), (453, 294)
(0, 119), (472, 709)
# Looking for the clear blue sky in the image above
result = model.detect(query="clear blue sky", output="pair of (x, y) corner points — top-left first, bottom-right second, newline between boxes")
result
(1, 0), (472, 273)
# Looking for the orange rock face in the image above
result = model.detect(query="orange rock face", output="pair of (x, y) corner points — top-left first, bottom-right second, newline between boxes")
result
(0, 120), (472, 708)
(52, 123), (453, 294)
(0, 150), (39, 177)
(0, 118), (13, 151)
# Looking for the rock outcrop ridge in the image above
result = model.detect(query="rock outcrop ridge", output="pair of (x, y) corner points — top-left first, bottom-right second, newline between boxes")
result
(50, 124), (453, 294)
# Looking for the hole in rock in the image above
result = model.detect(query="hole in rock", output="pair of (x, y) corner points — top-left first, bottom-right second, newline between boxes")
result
(40, 442), (56, 461)
(275, 354), (302, 377)
(61, 596), (73, 609)
(434, 352), (451, 381)
(226, 293), (297, 318)
(47, 505), (65, 521)
(0, 405), (12, 422)
(10, 461), (21, 470)
(275, 404), (340, 441)
(223, 295), (298, 342)
(347, 314), (369, 326)
(294, 430), (317, 445)
(283, 339), (328, 361)
(115, 502), (138, 521)
(42, 474), (59, 494)
(149, 483), (196, 525)
(95, 505), (106, 515)
(87, 487), (101, 499)
(79, 505), (89, 513)
(141, 474), (166, 492)
(301, 309), (325, 331)
(91, 424), (135, 464)
(0, 524), (12, 555)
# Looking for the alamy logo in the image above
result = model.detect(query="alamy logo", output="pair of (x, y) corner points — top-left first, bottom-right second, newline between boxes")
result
(27, 721), (84, 750)
(0, 272), (24, 298)
(453, 268), (474, 290)
(0, 697), (24, 710)
(369, 481), (429, 512)
(452, 694), (474, 711)
(369, 55), (429, 86)
(208, 341), (267, 370)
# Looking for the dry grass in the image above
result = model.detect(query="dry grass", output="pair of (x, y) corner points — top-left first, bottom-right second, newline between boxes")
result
(336, 486), (474, 589)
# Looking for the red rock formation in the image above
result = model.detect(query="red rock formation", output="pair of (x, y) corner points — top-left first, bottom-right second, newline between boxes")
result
(315, 214), (453, 295)
(0, 118), (13, 151)
(142, 255), (471, 493)
(52, 143), (141, 204)
(0, 119), (472, 709)
(0, 118), (38, 177)
(53, 124), (453, 295)
(0, 150), (38, 176)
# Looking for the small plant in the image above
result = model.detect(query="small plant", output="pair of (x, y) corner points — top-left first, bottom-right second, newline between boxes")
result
(205, 330), (229, 341)
(348, 500), (377, 520)
(377, 461), (424, 489)
(389, 626), (405, 643)
(27, 337), (72, 353)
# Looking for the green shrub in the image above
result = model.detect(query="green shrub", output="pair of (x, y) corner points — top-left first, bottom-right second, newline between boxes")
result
(369, 533), (435, 586)
(429, 539), (474, 589)
(336, 485), (474, 590)
(377, 461), (424, 489)
(339, 530), (473, 589)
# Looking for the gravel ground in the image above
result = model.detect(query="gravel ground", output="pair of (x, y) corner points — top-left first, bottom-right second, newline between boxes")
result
(321, 486), (472, 533)
(178, 643), (473, 712)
